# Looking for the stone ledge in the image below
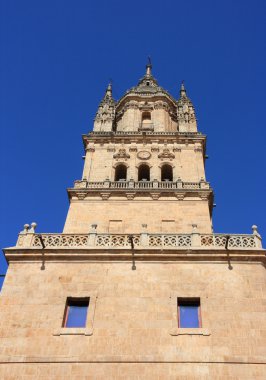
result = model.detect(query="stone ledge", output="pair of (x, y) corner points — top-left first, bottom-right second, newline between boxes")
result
(53, 328), (93, 336)
(170, 328), (211, 336)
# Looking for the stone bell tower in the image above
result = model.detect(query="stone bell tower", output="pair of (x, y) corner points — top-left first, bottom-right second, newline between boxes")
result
(64, 60), (213, 235)
(1, 61), (265, 379)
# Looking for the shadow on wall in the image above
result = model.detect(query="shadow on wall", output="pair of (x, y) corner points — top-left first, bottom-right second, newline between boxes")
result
(0, 275), (5, 291)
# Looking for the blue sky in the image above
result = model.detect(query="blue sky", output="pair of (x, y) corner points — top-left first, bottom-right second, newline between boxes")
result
(1, 0), (266, 274)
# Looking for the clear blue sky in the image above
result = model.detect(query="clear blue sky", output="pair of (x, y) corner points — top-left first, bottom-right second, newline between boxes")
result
(1, 0), (266, 274)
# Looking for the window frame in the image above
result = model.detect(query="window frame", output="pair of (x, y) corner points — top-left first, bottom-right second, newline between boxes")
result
(63, 297), (90, 328)
(169, 294), (210, 336)
(53, 292), (98, 336)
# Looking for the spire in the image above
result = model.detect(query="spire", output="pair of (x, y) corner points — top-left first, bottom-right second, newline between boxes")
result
(177, 81), (197, 132)
(105, 82), (112, 98)
(145, 56), (152, 77)
(180, 81), (187, 97)
(93, 82), (116, 132)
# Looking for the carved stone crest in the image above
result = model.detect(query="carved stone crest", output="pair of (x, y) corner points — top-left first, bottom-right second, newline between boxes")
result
(137, 150), (151, 160)
(158, 148), (175, 161)
(113, 149), (130, 161)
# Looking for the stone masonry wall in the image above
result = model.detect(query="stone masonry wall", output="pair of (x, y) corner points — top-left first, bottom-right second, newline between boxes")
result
(63, 198), (212, 233)
(0, 260), (265, 379)
(82, 143), (205, 183)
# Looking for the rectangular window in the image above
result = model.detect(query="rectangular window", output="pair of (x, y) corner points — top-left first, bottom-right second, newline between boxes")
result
(63, 298), (89, 328)
(178, 298), (201, 328)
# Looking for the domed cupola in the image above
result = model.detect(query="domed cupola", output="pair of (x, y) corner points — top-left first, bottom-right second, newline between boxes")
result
(115, 59), (178, 133)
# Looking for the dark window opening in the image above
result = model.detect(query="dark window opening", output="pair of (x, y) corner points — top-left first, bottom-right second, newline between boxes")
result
(161, 164), (173, 181)
(142, 111), (151, 122)
(115, 164), (127, 181)
(178, 298), (201, 328)
(138, 164), (150, 181)
(63, 298), (89, 328)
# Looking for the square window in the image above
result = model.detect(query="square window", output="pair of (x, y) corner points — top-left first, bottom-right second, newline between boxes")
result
(178, 298), (201, 328)
(63, 298), (89, 328)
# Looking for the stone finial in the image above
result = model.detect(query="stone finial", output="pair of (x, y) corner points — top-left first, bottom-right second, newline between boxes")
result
(252, 225), (261, 237)
(252, 225), (262, 248)
(90, 224), (98, 232)
(23, 224), (30, 233)
(146, 56), (152, 77)
(192, 224), (198, 233)
(180, 81), (187, 97)
(29, 222), (37, 233)
(106, 82), (112, 97)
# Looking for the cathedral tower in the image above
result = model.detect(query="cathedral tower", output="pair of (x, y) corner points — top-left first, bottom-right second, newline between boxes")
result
(1, 62), (265, 379)
(65, 61), (212, 236)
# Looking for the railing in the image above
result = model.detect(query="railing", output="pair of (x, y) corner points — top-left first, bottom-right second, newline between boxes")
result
(75, 180), (209, 190)
(16, 224), (262, 250)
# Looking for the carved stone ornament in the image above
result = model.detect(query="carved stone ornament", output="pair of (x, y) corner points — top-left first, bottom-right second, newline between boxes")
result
(158, 148), (175, 161)
(137, 150), (151, 160)
(113, 149), (130, 161)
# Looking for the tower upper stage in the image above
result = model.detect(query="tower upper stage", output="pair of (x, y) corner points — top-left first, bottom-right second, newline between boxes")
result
(94, 62), (197, 133)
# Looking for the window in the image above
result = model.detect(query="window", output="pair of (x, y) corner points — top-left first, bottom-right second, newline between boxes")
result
(63, 298), (89, 328)
(138, 164), (150, 181)
(161, 164), (173, 181)
(115, 164), (127, 181)
(142, 111), (151, 122)
(178, 298), (201, 328)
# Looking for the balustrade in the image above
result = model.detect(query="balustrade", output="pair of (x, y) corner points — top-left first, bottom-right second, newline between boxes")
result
(17, 231), (261, 250)
(76, 180), (209, 190)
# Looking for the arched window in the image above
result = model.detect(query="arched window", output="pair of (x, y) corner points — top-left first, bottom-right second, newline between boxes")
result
(115, 164), (127, 181)
(161, 164), (173, 181)
(138, 164), (150, 181)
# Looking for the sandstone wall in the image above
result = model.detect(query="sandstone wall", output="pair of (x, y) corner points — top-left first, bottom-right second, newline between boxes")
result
(63, 198), (212, 234)
(0, 261), (265, 378)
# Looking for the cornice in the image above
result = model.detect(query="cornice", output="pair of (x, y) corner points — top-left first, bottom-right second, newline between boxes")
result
(67, 187), (214, 203)
(82, 132), (206, 150)
(4, 247), (266, 265)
